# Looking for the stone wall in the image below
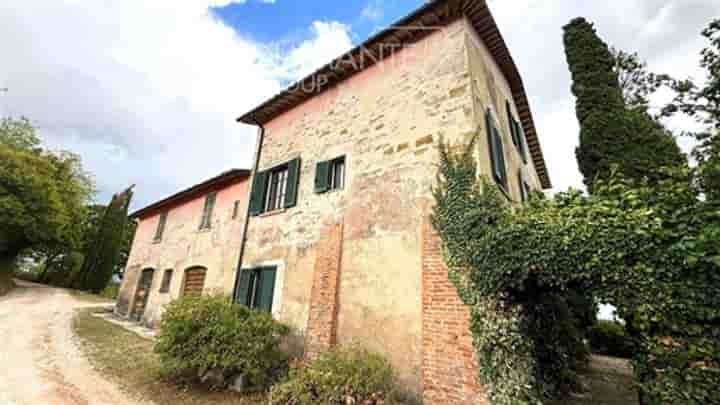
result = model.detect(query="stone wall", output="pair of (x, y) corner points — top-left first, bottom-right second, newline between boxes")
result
(242, 19), (476, 400)
(116, 178), (249, 326)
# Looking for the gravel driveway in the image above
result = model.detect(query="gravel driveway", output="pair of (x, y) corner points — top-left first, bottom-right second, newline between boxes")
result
(0, 280), (142, 405)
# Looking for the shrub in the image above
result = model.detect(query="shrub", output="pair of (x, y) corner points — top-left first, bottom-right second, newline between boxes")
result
(270, 346), (396, 405)
(588, 320), (634, 359)
(154, 295), (290, 389)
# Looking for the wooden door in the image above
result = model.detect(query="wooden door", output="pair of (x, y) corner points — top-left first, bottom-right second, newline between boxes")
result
(131, 269), (154, 321)
(183, 267), (206, 297)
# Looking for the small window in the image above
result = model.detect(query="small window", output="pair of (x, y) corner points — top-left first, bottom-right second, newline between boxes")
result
(153, 211), (168, 243)
(235, 267), (277, 313)
(249, 158), (301, 216)
(232, 201), (241, 220)
(486, 109), (508, 191)
(159, 269), (173, 293)
(315, 156), (345, 193)
(518, 170), (531, 203)
(199, 192), (217, 230)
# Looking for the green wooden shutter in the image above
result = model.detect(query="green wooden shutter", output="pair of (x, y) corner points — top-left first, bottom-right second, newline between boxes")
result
(518, 170), (527, 202)
(256, 267), (277, 313)
(284, 158), (301, 208)
(516, 121), (528, 163)
(315, 160), (331, 193)
(249, 171), (269, 216)
(235, 270), (253, 306)
(493, 128), (507, 188)
(486, 109), (502, 187)
(506, 101), (518, 147)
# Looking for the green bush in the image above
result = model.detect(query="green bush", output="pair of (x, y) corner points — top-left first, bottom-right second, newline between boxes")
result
(154, 295), (289, 389)
(270, 346), (396, 405)
(588, 320), (634, 359)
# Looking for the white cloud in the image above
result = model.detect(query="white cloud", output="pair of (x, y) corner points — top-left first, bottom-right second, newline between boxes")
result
(0, 0), (353, 209)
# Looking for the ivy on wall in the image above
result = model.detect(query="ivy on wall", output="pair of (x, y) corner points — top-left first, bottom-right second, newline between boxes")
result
(431, 138), (720, 404)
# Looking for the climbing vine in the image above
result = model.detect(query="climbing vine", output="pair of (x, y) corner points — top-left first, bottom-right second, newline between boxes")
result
(432, 138), (720, 404)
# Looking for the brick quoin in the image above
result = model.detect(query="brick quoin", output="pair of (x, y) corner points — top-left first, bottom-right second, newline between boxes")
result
(304, 221), (344, 359)
(422, 219), (488, 405)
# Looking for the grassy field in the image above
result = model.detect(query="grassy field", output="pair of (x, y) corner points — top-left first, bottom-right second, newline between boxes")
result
(72, 309), (265, 405)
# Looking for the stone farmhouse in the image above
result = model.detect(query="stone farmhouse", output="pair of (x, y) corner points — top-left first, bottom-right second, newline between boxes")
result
(117, 0), (551, 403)
(116, 169), (250, 325)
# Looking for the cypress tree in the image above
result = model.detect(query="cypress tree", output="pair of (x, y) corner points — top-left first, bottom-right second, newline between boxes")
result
(563, 18), (686, 190)
(76, 186), (134, 293)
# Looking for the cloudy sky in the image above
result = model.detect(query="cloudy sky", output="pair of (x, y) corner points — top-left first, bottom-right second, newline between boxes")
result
(1, 0), (717, 210)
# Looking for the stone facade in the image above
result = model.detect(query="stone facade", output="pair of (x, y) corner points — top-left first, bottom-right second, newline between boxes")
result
(116, 174), (249, 326)
(240, 16), (545, 402)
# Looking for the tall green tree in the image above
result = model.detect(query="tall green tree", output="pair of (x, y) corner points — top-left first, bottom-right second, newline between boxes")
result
(0, 118), (94, 282)
(662, 19), (720, 200)
(75, 186), (134, 293)
(563, 18), (686, 190)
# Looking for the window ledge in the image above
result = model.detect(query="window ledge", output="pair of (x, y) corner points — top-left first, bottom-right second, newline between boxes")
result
(258, 208), (287, 218)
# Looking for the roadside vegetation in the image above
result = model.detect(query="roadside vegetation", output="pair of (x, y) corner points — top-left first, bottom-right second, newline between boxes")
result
(73, 308), (265, 405)
(0, 117), (136, 297)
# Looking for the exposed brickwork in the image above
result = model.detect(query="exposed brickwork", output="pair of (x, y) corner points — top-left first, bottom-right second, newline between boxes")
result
(304, 221), (344, 359)
(422, 219), (488, 405)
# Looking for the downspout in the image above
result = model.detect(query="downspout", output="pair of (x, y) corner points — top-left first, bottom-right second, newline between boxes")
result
(232, 116), (265, 303)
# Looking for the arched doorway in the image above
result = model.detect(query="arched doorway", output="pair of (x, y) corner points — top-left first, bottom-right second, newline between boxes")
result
(131, 268), (155, 321)
(183, 266), (207, 297)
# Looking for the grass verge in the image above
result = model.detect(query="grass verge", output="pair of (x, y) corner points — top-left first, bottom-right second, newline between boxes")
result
(72, 308), (265, 405)
(69, 289), (115, 304)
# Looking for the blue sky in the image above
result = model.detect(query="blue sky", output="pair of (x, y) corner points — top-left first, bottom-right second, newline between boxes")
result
(211, 0), (424, 46)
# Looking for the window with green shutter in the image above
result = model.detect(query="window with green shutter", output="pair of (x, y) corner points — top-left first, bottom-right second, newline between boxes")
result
(199, 192), (216, 229)
(518, 170), (531, 203)
(506, 100), (528, 164)
(486, 109), (508, 191)
(315, 156), (345, 194)
(249, 158), (301, 216)
(234, 266), (277, 313)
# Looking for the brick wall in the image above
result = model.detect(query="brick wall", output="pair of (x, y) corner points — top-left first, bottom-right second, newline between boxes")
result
(304, 221), (344, 359)
(422, 219), (488, 405)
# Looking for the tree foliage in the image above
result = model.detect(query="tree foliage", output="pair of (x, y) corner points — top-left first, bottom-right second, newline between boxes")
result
(432, 136), (720, 404)
(563, 18), (686, 190)
(0, 118), (94, 275)
(75, 187), (134, 293)
(660, 19), (720, 201)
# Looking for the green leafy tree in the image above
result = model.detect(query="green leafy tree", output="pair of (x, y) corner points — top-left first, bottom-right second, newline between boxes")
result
(661, 19), (720, 200)
(0, 118), (94, 282)
(563, 18), (686, 190)
(75, 186), (134, 293)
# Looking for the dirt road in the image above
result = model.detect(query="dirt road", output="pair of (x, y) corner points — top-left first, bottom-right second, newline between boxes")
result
(0, 280), (142, 405)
